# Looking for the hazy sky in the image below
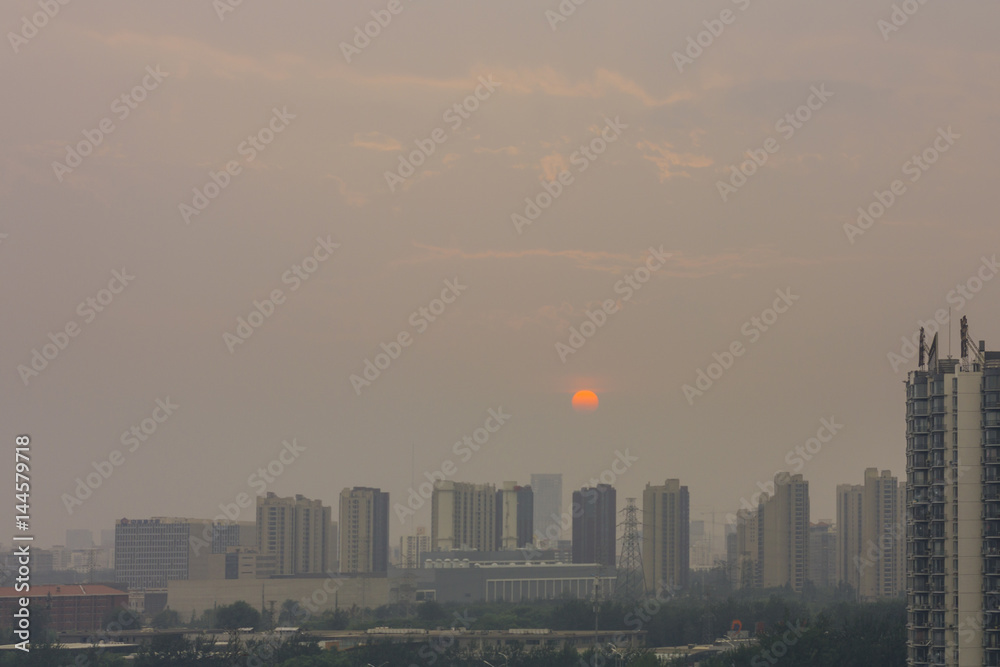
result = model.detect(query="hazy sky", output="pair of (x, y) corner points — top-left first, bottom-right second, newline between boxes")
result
(3, 1), (999, 550)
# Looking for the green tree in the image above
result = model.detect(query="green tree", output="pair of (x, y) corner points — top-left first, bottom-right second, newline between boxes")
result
(151, 607), (181, 628)
(278, 598), (300, 625)
(216, 600), (262, 630)
(101, 606), (142, 632)
(416, 600), (447, 624)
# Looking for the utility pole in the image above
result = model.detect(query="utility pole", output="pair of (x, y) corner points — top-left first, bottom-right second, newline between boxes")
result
(593, 574), (600, 651)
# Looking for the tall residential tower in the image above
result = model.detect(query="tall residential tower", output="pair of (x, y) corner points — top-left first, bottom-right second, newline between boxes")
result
(642, 479), (689, 592)
(531, 474), (562, 547)
(837, 468), (904, 599)
(572, 484), (617, 567)
(338, 487), (389, 574)
(257, 493), (333, 576)
(906, 325), (1000, 666)
(431, 481), (496, 551)
(758, 473), (810, 592)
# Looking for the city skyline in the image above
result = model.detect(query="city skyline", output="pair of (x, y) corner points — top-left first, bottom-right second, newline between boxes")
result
(2, 2), (999, 569)
(20, 464), (885, 554)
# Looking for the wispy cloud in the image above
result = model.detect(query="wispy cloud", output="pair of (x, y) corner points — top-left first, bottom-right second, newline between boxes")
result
(402, 242), (850, 279)
(401, 242), (650, 274)
(538, 153), (570, 181)
(492, 66), (693, 108)
(325, 174), (367, 207)
(474, 146), (520, 156)
(637, 141), (713, 181)
(350, 132), (401, 152)
(89, 31), (693, 108)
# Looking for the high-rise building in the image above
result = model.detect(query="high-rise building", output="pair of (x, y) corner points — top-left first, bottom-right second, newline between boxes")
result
(495, 482), (519, 551)
(516, 485), (534, 548)
(338, 487), (389, 574)
(115, 517), (232, 590)
(725, 528), (738, 584)
(572, 485), (617, 567)
(492, 483), (533, 550)
(401, 527), (431, 569)
(905, 331), (1000, 666)
(101, 529), (115, 565)
(531, 474), (562, 547)
(328, 521), (339, 573)
(642, 479), (690, 592)
(837, 468), (904, 599)
(256, 493), (333, 576)
(808, 522), (837, 589)
(689, 520), (707, 569)
(431, 481), (496, 551)
(836, 481), (863, 592)
(759, 473), (810, 592)
(731, 508), (759, 589)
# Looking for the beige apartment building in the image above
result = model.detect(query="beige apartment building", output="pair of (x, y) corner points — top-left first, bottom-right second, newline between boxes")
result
(338, 487), (389, 574)
(836, 468), (904, 599)
(642, 479), (690, 592)
(906, 330), (1000, 667)
(256, 493), (333, 576)
(431, 481), (497, 552)
(758, 473), (810, 592)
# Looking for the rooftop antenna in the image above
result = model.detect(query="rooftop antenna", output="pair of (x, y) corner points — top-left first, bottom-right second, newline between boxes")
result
(948, 308), (952, 358)
(961, 316), (969, 357)
(928, 332), (939, 369)
(410, 442), (415, 539)
(919, 327), (926, 369)
(960, 316), (970, 371)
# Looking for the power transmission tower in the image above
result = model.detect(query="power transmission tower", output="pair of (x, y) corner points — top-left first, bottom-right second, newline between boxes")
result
(614, 498), (645, 603)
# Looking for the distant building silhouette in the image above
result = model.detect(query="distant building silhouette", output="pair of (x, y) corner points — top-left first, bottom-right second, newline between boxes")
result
(572, 484), (617, 567)
(516, 485), (534, 548)
(531, 474), (562, 547)
(400, 527), (431, 569)
(808, 522), (836, 589)
(836, 468), (903, 598)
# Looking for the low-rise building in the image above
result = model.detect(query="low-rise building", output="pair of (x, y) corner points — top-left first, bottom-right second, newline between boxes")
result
(0, 584), (128, 633)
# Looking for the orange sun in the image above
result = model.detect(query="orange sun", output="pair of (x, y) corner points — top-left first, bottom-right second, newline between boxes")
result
(572, 390), (599, 412)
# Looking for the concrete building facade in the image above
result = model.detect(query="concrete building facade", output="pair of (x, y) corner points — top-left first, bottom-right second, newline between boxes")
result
(114, 517), (243, 591)
(431, 481), (496, 552)
(257, 494), (333, 576)
(759, 473), (810, 592)
(530, 474), (562, 547)
(0, 584), (128, 633)
(905, 337), (1000, 666)
(338, 487), (389, 574)
(495, 482), (521, 551)
(400, 529), (431, 569)
(808, 522), (837, 589)
(516, 485), (534, 548)
(572, 484), (617, 567)
(167, 576), (390, 620)
(731, 509), (760, 589)
(642, 479), (690, 592)
(837, 468), (904, 599)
